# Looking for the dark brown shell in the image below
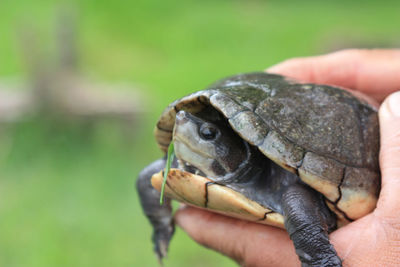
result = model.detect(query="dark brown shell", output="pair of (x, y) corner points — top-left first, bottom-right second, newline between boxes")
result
(154, 72), (380, 222)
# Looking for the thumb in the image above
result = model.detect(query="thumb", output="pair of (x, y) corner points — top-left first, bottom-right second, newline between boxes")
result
(376, 91), (400, 215)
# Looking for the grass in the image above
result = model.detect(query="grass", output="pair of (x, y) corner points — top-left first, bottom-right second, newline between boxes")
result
(0, 0), (399, 266)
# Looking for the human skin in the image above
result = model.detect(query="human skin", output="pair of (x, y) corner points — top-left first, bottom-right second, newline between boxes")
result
(175, 49), (400, 267)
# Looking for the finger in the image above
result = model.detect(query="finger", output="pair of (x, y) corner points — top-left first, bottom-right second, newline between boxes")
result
(376, 92), (400, 216)
(266, 49), (400, 103)
(175, 206), (299, 267)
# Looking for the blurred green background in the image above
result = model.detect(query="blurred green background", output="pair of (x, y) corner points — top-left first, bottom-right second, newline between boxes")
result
(1, 0), (399, 266)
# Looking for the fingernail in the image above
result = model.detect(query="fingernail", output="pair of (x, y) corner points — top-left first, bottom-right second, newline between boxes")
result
(380, 92), (400, 118)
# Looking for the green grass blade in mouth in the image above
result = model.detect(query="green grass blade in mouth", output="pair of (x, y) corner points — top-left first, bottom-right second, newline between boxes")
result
(160, 142), (175, 205)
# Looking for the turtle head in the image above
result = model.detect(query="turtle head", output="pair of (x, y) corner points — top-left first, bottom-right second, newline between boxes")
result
(173, 110), (249, 181)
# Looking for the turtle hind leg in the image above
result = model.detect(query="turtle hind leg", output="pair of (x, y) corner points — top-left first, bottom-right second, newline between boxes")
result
(282, 183), (342, 267)
(136, 157), (175, 262)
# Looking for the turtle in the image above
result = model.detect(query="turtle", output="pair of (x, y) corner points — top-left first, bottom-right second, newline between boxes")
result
(137, 72), (380, 267)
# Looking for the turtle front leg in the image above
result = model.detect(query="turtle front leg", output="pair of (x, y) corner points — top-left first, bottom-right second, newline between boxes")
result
(282, 183), (342, 267)
(136, 157), (175, 262)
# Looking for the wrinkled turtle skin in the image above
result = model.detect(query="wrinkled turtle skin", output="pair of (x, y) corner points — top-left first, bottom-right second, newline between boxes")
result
(137, 72), (380, 267)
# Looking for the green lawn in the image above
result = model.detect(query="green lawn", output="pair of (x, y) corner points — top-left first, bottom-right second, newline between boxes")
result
(0, 1), (399, 266)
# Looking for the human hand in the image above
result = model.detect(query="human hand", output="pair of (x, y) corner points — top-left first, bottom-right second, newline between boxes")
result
(175, 49), (400, 266)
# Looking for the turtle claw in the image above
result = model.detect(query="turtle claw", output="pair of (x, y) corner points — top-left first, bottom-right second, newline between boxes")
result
(156, 241), (168, 262)
(153, 229), (173, 266)
(152, 215), (175, 262)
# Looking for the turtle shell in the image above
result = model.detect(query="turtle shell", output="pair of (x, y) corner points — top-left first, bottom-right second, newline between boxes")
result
(154, 72), (380, 224)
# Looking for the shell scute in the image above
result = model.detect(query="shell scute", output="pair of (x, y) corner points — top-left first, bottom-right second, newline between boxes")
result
(299, 152), (345, 202)
(258, 130), (304, 173)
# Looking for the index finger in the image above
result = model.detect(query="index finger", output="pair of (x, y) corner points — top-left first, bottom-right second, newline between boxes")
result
(175, 206), (299, 267)
(266, 49), (400, 103)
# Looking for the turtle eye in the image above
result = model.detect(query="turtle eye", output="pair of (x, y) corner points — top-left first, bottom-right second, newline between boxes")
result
(199, 124), (219, 140)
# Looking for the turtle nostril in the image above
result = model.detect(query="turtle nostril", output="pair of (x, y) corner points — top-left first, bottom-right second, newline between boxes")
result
(175, 110), (188, 125)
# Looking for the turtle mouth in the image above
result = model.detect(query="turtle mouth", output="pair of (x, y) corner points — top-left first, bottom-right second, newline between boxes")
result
(178, 159), (206, 177)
